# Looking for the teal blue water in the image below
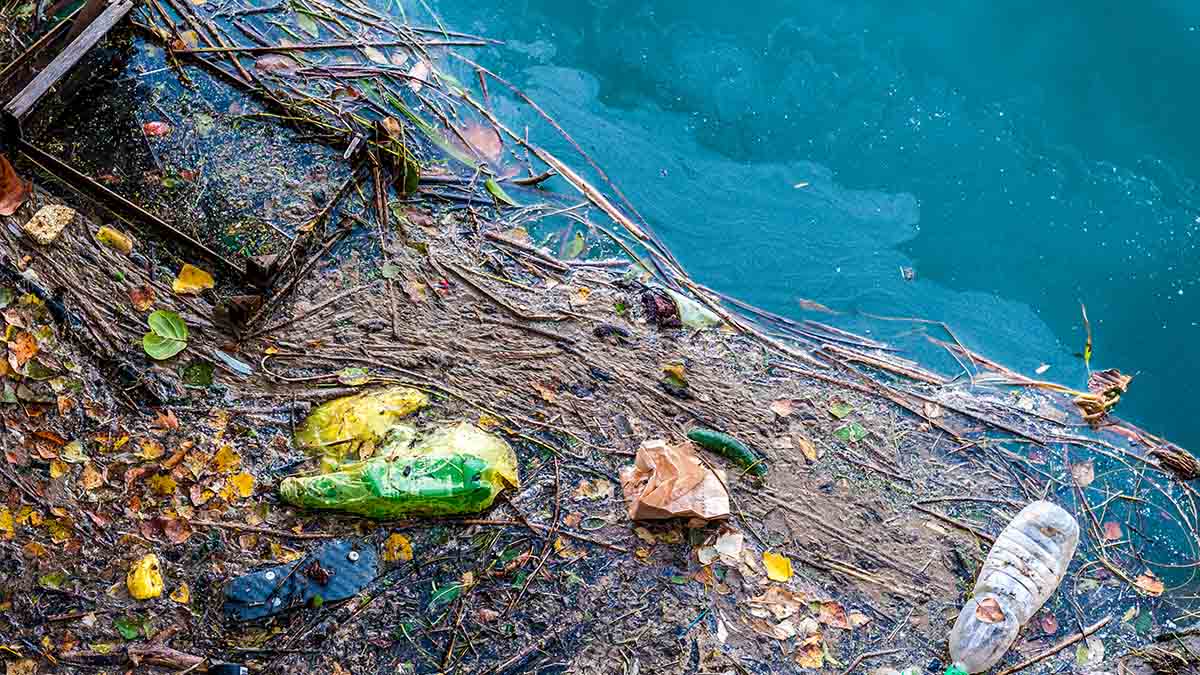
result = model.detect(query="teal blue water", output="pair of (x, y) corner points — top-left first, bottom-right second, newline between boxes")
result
(431, 1), (1200, 449)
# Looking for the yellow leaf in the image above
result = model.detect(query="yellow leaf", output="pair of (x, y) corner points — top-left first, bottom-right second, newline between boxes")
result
(383, 533), (413, 562)
(170, 583), (190, 604)
(0, 506), (13, 539)
(148, 474), (177, 495)
(172, 263), (214, 295)
(270, 542), (303, 562)
(796, 635), (825, 669)
(61, 440), (88, 463)
(95, 226), (133, 254)
(763, 551), (793, 582)
(212, 444), (241, 474)
(478, 414), (502, 430)
(49, 460), (69, 479)
(127, 554), (164, 600)
(230, 471), (255, 498)
(139, 439), (165, 461)
(574, 287), (591, 304)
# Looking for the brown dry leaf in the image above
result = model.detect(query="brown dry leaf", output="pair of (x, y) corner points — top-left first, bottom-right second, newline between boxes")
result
(80, 463), (104, 490)
(923, 401), (944, 419)
(255, 54), (297, 74)
(402, 280), (427, 303)
(170, 583), (190, 604)
(162, 518), (192, 544)
(795, 635), (825, 669)
(0, 154), (30, 216)
(1102, 521), (1123, 541)
(532, 382), (557, 404)
(152, 410), (179, 433)
(769, 399), (794, 417)
(461, 123), (503, 161)
(745, 586), (807, 621)
(189, 484), (214, 506)
(748, 616), (797, 641)
(1135, 572), (1165, 597)
(143, 121), (171, 137)
(573, 479), (613, 501)
(975, 597), (1006, 623)
(1071, 460), (1095, 488)
(129, 285), (155, 311)
(817, 601), (851, 629)
(172, 263), (214, 295)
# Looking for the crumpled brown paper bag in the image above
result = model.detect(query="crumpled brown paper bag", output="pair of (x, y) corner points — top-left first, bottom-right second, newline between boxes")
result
(619, 439), (730, 521)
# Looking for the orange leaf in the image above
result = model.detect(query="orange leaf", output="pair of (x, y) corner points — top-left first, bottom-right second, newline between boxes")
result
(817, 601), (850, 629)
(129, 285), (155, 311)
(0, 154), (29, 216)
(460, 123), (502, 162)
(1135, 572), (1165, 596)
(1102, 521), (1123, 541)
(975, 597), (1006, 623)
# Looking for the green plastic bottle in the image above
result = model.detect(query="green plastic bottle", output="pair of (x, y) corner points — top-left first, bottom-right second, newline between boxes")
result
(280, 422), (519, 518)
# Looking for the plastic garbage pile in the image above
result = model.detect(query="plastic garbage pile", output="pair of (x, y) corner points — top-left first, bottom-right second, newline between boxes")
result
(280, 388), (519, 518)
(946, 501), (1080, 674)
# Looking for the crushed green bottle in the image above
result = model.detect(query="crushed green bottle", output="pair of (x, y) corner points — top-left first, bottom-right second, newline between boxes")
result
(281, 421), (519, 518)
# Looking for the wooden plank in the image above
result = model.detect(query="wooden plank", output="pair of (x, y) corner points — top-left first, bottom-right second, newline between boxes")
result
(4, 0), (134, 122)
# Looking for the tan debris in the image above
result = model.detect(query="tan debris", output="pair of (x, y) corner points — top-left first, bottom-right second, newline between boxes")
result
(22, 205), (76, 245)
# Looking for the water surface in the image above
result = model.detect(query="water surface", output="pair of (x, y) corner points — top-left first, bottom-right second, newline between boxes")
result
(427, 0), (1200, 449)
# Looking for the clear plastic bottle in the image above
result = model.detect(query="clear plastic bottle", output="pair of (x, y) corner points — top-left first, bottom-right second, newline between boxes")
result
(946, 501), (1080, 674)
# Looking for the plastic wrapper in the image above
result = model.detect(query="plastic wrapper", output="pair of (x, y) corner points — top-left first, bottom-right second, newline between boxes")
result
(620, 439), (730, 521)
(293, 387), (428, 464)
(281, 422), (519, 518)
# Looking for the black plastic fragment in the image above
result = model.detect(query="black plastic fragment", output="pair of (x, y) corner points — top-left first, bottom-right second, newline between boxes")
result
(222, 539), (377, 621)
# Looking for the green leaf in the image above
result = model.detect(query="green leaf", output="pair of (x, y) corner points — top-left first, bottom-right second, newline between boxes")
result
(144, 310), (188, 360)
(337, 367), (370, 386)
(428, 583), (462, 612)
(144, 333), (186, 360)
(833, 422), (867, 443)
(148, 310), (188, 342)
(484, 178), (519, 207)
(296, 12), (320, 37)
(0, 288), (14, 309)
(114, 615), (144, 640)
(563, 231), (585, 259)
(38, 570), (68, 590)
(381, 262), (401, 279)
(828, 401), (853, 419)
(182, 360), (214, 386)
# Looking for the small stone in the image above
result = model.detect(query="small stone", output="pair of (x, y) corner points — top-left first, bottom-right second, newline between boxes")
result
(22, 205), (76, 245)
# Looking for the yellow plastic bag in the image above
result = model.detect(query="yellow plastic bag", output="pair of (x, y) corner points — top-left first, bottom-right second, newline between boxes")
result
(294, 387), (429, 464)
